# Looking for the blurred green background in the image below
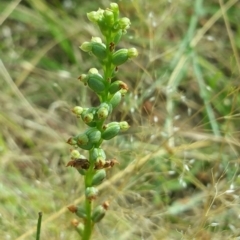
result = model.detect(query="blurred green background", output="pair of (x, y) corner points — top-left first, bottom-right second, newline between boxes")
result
(1, 0), (240, 239)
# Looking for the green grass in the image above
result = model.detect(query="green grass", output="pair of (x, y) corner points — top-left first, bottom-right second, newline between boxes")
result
(1, 0), (240, 239)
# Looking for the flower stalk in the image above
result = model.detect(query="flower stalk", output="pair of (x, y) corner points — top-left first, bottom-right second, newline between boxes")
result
(66, 3), (137, 239)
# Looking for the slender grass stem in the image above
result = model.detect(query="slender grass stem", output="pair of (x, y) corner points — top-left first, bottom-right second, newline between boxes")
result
(165, 0), (201, 147)
(36, 212), (42, 240)
(192, 52), (220, 136)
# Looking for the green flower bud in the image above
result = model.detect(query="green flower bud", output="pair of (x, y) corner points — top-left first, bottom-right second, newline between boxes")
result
(112, 48), (138, 66)
(85, 187), (98, 200)
(76, 133), (89, 145)
(70, 150), (81, 159)
(88, 68), (99, 74)
(80, 39), (106, 59)
(86, 128), (102, 144)
(87, 9), (104, 24)
(80, 42), (92, 52)
(112, 49), (129, 66)
(91, 37), (102, 44)
(97, 103), (111, 119)
(71, 219), (84, 237)
(110, 3), (119, 13)
(76, 206), (87, 219)
(92, 169), (106, 186)
(128, 47), (138, 58)
(91, 205), (106, 223)
(68, 205), (87, 219)
(87, 73), (106, 93)
(91, 41), (107, 59)
(119, 88), (128, 96)
(72, 106), (84, 116)
(118, 17), (131, 30)
(87, 11), (99, 23)
(80, 142), (94, 150)
(80, 107), (97, 125)
(81, 111), (94, 124)
(67, 137), (77, 146)
(91, 148), (98, 162)
(98, 107), (109, 119)
(103, 10), (114, 27)
(78, 168), (87, 175)
(76, 133), (94, 150)
(109, 91), (122, 109)
(76, 222), (84, 236)
(119, 121), (130, 130)
(91, 148), (106, 163)
(113, 30), (122, 44)
(110, 3), (119, 18)
(101, 122), (121, 140)
(109, 80), (128, 94)
(99, 102), (110, 109)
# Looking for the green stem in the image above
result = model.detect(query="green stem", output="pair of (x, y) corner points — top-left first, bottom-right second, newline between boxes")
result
(82, 35), (113, 240)
(82, 151), (95, 240)
(70, 5), (136, 239)
(36, 212), (42, 240)
(82, 198), (92, 240)
(104, 33), (114, 90)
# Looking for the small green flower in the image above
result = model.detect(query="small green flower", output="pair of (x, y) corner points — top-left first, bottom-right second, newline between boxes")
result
(113, 30), (122, 44)
(118, 17), (131, 30)
(91, 37), (103, 44)
(101, 122), (121, 140)
(77, 133), (89, 146)
(110, 2), (118, 9)
(97, 103), (111, 119)
(85, 187), (98, 201)
(91, 205), (106, 223)
(110, 3), (119, 17)
(119, 121), (130, 130)
(109, 91), (122, 108)
(80, 41), (92, 52)
(70, 149), (81, 159)
(80, 40), (107, 59)
(73, 221), (84, 237)
(128, 47), (138, 58)
(76, 206), (87, 219)
(68, 205), (87, 219)
(112, 49), (129, 66)
(103, 10), (115, 27)
(81, 110), (94, 124)
(91, 148), (106, 164)
(92, 169), (106, 186)
(67, 137), (77, 146)
(87, 9), (104, 24)
(72, 106), (84, 116)
(109, 80), (128, 94)
(91, 42), (107, 59)
(86, 128), (102, 144)
(87, 72), (106, 93)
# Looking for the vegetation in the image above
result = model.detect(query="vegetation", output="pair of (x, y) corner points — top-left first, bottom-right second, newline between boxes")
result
(66, 3), (137, 239)
(0, 0), (240, 239)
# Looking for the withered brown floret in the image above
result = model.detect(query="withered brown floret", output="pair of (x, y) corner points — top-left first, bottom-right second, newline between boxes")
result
(66, 158), (90, 170)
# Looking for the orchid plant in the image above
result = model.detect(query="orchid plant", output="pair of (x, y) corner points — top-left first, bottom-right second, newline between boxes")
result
(66, 3), (138, 239)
